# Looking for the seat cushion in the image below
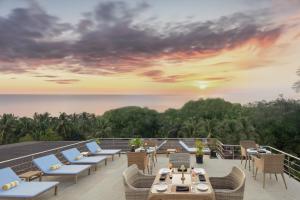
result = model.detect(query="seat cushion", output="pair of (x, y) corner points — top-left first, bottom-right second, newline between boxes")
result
(0, 182), (58, 198)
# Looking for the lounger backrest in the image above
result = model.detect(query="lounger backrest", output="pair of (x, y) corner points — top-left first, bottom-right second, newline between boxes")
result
(0, 168), (21, 189)
(33, 154), (62, 172)
(179, 141), (189, 151)
(61, 148), (81, 162)
(86, 141), (101, 153)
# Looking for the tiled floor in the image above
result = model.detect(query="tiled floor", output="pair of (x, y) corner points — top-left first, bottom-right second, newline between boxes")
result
(32, 154), (300, 200)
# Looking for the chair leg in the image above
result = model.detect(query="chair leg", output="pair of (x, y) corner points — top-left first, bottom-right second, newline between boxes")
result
(281, 173), (287, 189)
(275, 173), (278, 181)
(263, 173), (266, 188)
(54, 185), (58, 195)
(244, 158), (247, 169)
(254, 168), (258, 180)
(241, 156), (243, 164)
(249, 158), (251, 170)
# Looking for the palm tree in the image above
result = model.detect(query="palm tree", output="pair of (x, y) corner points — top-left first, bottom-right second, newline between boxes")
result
(0, 114), (17, 144)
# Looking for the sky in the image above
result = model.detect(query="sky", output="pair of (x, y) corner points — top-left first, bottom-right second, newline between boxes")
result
(0, 0), (300, 103)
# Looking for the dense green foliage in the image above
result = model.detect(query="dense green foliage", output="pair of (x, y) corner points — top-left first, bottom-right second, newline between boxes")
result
(0, 97), (299, 156)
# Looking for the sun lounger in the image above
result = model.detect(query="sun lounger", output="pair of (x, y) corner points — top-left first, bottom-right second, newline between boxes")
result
(61, 148), (107, 170)
(0, 167), (59, 199)
(33, 154), (91, 183)
(179, 140), (210, 154)
(86, 141), (121, 161)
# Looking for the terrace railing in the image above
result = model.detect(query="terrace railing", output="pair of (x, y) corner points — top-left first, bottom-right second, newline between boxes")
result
(264, 146), (300, 181)
(0, 139), (94, 174)
(0, 138), (299, 181)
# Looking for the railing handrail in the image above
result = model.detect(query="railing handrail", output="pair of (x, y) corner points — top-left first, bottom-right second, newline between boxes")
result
(0, 139), (94, 164)
(265, 146), (300, 161)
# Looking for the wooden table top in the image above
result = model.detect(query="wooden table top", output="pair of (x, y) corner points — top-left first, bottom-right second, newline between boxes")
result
(19, 170), (42, 178)
(167, 149), (176, 152)
(148, 168), (215, 200)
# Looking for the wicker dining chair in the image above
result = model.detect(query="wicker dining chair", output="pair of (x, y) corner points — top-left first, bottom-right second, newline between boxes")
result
(240, 140), (257, 169)
(209, 166), (246, 200)
(127, 152), (149, 173)
(122, 164), (156, 200)
(253, 154), (287, 189)
(169, 153), (190, 168)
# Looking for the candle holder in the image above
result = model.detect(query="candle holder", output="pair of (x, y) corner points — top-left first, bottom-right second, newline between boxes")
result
(180, 165), (186, 183)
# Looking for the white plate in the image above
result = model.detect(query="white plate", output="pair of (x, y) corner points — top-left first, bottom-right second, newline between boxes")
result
(154, 184), (168, 192)
(197, 183), (208, 191)
(194, 168), (205, 174)
(159, 168), (171, 175)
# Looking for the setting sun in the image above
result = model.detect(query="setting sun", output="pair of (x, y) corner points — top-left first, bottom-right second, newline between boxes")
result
(196, 81), (209, 90)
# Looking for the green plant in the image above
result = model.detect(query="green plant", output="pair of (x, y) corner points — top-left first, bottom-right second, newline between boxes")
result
(129, 138), (142, 148)
(195, 139), (204, 156)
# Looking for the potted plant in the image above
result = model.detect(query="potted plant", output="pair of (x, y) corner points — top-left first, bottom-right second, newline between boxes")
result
(129, 138), (142, 152)
(195, 139), (204, 164)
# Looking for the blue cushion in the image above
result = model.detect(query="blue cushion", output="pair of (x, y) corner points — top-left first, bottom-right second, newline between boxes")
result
(0, 168), (21, 187)
(61, 148), (81, 162)
(33, 154), (62, 173)
(86, 141), (99, 153)
(72, 156), (107, 164)
(0, 167), (59, 198)
(0, 182), (58, 198)
(45, 165), (91, 175)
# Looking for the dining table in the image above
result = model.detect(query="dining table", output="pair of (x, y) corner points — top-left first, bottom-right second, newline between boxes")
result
(148, 168), (215, 200)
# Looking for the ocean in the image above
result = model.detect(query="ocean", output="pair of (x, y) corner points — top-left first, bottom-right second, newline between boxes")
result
(0, 95), (196, 117)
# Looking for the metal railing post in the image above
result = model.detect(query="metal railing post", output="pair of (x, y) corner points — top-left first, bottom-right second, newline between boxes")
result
(288, 156), (291, 178)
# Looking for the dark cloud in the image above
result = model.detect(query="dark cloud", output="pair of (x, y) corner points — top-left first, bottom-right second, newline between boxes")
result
(45, 79), (80, 84)
(0, 2), (71, 71)
(0, 1), (284, 80)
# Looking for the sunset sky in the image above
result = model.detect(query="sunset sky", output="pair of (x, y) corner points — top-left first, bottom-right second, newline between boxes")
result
(0, 0), (300, 103)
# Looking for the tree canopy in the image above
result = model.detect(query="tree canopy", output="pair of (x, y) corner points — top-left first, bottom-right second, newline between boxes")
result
(0, 97), (299, 156)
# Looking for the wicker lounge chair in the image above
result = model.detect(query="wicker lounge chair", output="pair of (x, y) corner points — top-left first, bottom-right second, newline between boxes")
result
(253, 154), (287, 189)
(127, 152), (149, 173)
(122, 164), (155, 200)
(0, 167), (59, 199)
(240, 140), (257, 169)
(209, 166), (246, 200)
(169, 153), (190, 168)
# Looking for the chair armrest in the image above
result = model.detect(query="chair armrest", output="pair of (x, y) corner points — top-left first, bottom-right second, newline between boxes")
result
(138, 174), (156, 187)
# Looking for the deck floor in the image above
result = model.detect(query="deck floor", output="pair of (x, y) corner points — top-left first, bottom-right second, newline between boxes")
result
(31, 154), (299, 200)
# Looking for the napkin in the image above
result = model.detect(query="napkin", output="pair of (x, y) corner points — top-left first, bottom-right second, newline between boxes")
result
(177, 168), (187, 172)
(176, 185), (189, 192)
(199, 174), (206, 182)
